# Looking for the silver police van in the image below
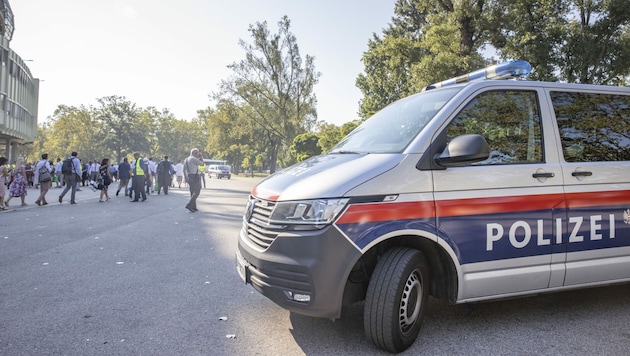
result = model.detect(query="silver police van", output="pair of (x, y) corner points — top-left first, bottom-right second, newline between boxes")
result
(236, 60), (630, 352)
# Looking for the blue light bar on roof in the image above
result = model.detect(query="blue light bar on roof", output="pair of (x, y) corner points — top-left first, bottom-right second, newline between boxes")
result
(424, 60), (531, 91)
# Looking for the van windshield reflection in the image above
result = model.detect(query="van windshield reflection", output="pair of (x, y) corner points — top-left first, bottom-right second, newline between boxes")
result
(330, 88), (461, 154)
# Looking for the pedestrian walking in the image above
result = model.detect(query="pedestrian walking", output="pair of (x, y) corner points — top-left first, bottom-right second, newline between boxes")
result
(54, 158), (63, 188)
(98, 158), (112, 202)
(0, 156), (8, 210)
(156, 155), (173, 195)
(58, 152), (81, 204)
(34, 153), (53, 206)
(116, 157), (131, 196)
(5, 157), (28, 207)
(183, 148), (204, 212)
(130, 152), (147, 202)
(174, 160), (184, 189)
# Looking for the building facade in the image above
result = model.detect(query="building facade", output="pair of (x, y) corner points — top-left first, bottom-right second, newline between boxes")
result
(0, 0), (39, 162)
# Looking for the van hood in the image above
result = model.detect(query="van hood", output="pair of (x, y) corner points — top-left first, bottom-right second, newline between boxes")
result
(252, 153), (401, 201)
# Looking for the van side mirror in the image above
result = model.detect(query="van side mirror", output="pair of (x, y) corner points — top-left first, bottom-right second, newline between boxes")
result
(435, 134), (489, 167)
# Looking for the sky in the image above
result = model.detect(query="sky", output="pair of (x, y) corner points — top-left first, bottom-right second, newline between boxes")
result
(9, 0), (397, 126)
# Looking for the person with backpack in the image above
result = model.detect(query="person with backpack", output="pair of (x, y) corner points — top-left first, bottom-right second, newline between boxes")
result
(58, 152), (81, 204)
(34, 153), (53, 206)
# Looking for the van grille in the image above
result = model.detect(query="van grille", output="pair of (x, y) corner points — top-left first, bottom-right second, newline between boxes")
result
(244, 197), (280, 250)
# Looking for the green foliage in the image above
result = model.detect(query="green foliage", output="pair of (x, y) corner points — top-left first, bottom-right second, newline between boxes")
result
(95, 95), (146, 162)
(42, 105), (102, 162)
(291, 133), (322, 161)
(488, 0), (569, 81)
(34, 99), (193, 165)
(358, 0), (630, 120)
(315, 121), (360, 153)
(214, 16), (320, 173)
(356, 35), (424, 118)
(357, 0), (488, 119)
(560, 0), (630, 84)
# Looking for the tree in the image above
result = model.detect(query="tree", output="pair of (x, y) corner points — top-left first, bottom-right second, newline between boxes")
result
(26, 126), (49, 162)
(356, 35), (424, 118)
(291, 133), (321, 161)
(94, 96), (147, 162)
(214, 16), (320, 173)
(358, 0), (630, 120)
(488, 0), (569, 81)
(487, 0), (630, 84)
(153, 111), (189, 161)
(315, 120), (360, 153)
(198, 101), (257, 171)
(357, 0), (488, 119)
(46, 105), (101, 161)
(560, 0), (630, 84)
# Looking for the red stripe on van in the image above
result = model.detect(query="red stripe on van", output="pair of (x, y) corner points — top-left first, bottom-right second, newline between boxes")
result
(565, 190), (630, 208)
(336, 201), (435, 224)
(251, 186), (280, 201)
(436, 193), (565, 217)
(336, 190), (630, 225)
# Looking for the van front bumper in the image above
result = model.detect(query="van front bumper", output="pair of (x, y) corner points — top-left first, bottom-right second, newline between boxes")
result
(236, 224), (362, 319)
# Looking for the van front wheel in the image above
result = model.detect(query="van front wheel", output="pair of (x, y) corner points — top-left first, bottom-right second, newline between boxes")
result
(364, 247), (429, 353)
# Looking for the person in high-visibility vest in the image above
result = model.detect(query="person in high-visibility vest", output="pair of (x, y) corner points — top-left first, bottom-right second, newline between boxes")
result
(198, 162), (206, 188)
(130, 152), (147, 202)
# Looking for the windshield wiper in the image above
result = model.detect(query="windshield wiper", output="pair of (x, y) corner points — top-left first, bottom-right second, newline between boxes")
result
(331, 150), (360, 154)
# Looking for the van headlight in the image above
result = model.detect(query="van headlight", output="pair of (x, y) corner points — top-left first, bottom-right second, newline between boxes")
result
(269, 198), (349, 229)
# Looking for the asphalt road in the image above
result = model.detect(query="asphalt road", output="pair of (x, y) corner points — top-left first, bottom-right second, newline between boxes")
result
(1, 176), (629, 355)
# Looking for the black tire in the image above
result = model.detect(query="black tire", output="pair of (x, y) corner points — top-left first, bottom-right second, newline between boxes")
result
(364, 247), (430, 353)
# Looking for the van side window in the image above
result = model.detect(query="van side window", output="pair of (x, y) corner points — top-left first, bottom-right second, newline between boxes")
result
(445, 90), (543, 164)
(551, 91), (630, 162)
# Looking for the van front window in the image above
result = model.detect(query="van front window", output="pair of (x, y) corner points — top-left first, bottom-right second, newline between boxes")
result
(330, 87), (461, 154)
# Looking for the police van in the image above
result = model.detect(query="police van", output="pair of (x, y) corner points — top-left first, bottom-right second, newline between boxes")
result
(236, 60), (630, 352)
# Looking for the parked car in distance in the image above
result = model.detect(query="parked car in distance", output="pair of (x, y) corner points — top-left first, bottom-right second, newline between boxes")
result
(207, 165), (231, 179)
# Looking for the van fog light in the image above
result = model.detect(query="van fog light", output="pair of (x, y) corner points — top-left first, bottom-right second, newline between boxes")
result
(283, 291), (311, 303)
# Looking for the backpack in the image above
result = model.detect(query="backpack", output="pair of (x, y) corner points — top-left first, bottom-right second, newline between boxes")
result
(38, 161), (52, 182)
(157, 161), (167, 174)
(61, 157), (74, 175)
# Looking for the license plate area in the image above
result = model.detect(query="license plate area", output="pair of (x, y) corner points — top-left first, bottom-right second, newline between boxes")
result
(236, 251), (250, 284)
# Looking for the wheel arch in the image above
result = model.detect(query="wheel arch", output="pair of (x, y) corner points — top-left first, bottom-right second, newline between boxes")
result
(341, 231), (460, 307)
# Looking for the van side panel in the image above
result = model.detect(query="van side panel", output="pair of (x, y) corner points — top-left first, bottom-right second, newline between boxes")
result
(550, 90), (630, 285)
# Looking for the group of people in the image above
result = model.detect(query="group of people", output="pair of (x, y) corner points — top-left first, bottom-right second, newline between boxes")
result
(0, 154), (54, 209)
(122, 149), (205, 213)
(0, 148), (207, 213)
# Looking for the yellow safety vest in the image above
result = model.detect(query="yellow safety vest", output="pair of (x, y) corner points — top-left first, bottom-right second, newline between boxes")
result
(134, 159), (145, 176)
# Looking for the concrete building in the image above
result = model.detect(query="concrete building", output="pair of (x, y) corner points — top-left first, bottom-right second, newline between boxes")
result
(0, 0), (39, 162)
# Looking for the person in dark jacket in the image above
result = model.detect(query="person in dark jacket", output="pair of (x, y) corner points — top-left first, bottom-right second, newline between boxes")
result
(116, 157), (131, 196)
(156, 156), (174, 195)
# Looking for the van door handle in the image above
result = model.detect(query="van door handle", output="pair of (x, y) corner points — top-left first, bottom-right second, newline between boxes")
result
(571, 171), (593, 177)
(532, 172), (554, 178)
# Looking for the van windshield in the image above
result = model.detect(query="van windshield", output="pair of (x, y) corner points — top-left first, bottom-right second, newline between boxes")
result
(330, 87), (461, 154)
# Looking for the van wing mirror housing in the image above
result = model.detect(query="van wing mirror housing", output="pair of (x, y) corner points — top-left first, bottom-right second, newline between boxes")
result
(435, 134), (489, 167)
